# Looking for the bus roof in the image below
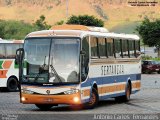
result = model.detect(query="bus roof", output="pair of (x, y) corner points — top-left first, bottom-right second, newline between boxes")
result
(26, 25), (139, 40)
(0, 39), (24, 43)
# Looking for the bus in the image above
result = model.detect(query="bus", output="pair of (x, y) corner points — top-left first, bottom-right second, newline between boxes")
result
(0, 39), (24, 92)
(16, 25), (141, 110)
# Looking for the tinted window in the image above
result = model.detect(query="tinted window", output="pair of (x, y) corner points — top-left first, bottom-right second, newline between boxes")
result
(6, 44), (22, 58)
(106, 38), (114, 57)
(81, 37), (89, 81)
(91, 37), (98, 58)
(0, 43), (23, 59)
(114, 39), (122, 58)
(122, 40), (129, 57)
(98, 38), (106, 57)
(129, 40), (135, 58)
(0, 44), (5, 58)
(135, 41), (140, 57)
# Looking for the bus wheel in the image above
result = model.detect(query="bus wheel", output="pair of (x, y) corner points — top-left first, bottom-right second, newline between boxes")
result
(125, 83), (131, 101)
(7, 77), (18, 92)
(35, 104), (53, 110)
(84, 88), (99, 109)
(115, 83), (131, 102)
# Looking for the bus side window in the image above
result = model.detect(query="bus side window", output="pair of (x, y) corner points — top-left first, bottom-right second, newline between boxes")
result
(6, 44), (20, 58)
(106, 38), (114, 57)
(0, 44), (6, 58)
(122, 40), (129, 58)
(19, 43), (23, 48)
(98, 37), (107, 58)
(114, 39), (122, 58)
(90, 36), (98, 58)
(135, 41), (140, 57)
(129, 40), (135, 58)
(81, 37), (89, 81)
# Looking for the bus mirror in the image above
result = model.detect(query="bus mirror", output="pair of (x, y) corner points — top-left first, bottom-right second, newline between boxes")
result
(15, 55), (19, 65)
(15, 48), (24, 65)
(80, 50), (86, 56)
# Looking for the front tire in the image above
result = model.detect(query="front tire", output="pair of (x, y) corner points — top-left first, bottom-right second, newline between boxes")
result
(84, 88), (99, 109)
(35, 104), (54, 110)
(7, 77), (18, 92)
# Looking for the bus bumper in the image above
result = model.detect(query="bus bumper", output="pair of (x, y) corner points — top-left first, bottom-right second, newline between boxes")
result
(20, 92), (82, 105)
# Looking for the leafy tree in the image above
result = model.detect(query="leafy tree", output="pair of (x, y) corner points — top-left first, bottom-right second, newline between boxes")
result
(55, 20), (64, 25)
(0, 20), (36, 39)
(0, 15), (52, 39)
(66, 15), (104, 27)
(0, 20), (6, 37)
(33, 15), (51, 30)
(136, 17), (160, 57)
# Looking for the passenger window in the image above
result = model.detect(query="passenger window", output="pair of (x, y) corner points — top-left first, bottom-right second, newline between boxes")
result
(90, 37), (98, 58)
(122, 40), (129, 58)
(98, 38), (106, 58)
(19, 43), (23, 48)
(106, 38), (114, 57)
(114, 39), (122, 58)
(0, 44), (6, 58)
(129, 40), (135, 58)
(6, 44), (21, 58)
(81, 37), (89, 81)
(135, 41), (140, 57)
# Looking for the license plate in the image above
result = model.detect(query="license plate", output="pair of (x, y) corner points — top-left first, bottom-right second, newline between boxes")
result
(43, 98), (53, 102)
(156, 69), (159, 71)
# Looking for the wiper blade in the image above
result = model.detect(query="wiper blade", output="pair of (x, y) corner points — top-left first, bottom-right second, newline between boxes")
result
(50, 64), (62, 83)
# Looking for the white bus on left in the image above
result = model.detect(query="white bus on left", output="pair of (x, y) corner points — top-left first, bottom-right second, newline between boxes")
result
(0, 39), (24, 91)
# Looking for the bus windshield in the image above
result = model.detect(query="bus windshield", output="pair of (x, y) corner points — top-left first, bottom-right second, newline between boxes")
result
(23, 38), (80, 84)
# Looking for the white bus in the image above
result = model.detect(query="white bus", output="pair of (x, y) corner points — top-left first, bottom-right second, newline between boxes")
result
(0, 39), (24, 91)
(16, 25), (141, 110)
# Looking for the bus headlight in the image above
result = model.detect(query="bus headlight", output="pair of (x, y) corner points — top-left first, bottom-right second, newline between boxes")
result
(73, 96), (80, 103)
(21, 97), (26, 102)
(64, 89), (79, 95)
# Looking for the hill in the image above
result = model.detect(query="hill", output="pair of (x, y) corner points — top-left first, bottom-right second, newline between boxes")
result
(0, 0), (160, 31)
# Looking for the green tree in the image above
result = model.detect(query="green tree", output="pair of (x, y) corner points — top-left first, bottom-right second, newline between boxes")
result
(136, 17), (160, 57)
(55, 20), (64, 25)
(0, 20), (36, 39)
(33, 15), (51, 30)
(0, 20), (6, 38)
(66, 15), (104, 27)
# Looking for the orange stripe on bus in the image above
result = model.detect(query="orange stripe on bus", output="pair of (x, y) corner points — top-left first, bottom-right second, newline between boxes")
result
(83, 81), (140, 97)
(3, 60), (12, 69)
(100, 86), (115, 94)
(0, 70), (7, 78)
